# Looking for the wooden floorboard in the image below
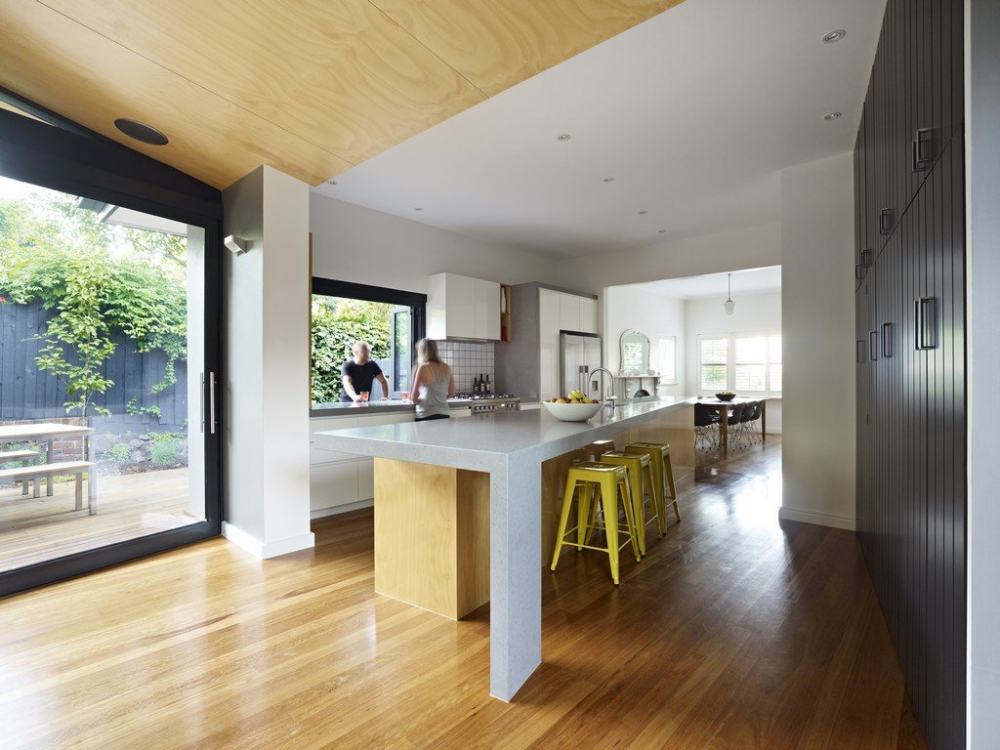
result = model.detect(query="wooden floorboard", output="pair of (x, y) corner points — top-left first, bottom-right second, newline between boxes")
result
(0, 439), (925, 749)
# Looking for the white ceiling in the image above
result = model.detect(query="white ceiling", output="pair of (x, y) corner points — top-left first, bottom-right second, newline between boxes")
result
(314, 0), (885, 258)
(621, 265), (782, 300)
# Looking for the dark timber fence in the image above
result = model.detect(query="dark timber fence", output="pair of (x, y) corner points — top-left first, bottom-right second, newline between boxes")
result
(0, 299), (188, 427)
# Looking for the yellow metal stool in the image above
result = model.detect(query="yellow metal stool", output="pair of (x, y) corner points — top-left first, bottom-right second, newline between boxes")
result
(597, 450), (658, 555)
(625, 442), (681, 531)
(550, 462), (640, 584)
(582, 439), (616, 461)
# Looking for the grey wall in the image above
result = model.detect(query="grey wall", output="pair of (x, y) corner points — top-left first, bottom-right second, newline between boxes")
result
(966, 1), (1000, 744)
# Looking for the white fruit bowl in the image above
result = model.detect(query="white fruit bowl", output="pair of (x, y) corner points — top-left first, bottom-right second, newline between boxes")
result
(542, 401), (603, 422)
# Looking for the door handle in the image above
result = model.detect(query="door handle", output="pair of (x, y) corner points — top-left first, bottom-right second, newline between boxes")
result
(881, 322), (893, 358)
(856, 339), (866, 364)
(209, 371), (217, 434)
(200, 372), (206, 433)
(912, 128), (936, 172)
(861, 248), (873, 268)
(879, 208), (895, 236)
(869, 330), (879, 362)
(915, 298), (938, 350)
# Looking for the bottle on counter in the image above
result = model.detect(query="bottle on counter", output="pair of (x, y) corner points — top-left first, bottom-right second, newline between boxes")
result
(484, 375), (491, 395)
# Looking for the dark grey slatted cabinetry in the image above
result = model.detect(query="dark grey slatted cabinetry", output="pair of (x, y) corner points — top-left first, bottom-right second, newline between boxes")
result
(854, 2), (966, 749)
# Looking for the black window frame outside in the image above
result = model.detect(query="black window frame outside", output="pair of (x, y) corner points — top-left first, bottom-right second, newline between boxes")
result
(310, 278), (426, 408)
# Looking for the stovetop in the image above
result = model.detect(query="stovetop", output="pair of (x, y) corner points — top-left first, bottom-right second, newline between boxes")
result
(450, 392), (517, 401)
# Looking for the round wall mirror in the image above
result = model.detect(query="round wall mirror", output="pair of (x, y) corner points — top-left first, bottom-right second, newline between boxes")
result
(619, 329), (651, 375)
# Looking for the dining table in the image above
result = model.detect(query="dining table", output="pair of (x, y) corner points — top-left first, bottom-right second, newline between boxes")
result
(0, 422), (95, 499)
(697, 397), (767, 458)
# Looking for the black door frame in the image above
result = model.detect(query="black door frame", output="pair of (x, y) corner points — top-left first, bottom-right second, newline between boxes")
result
(0, 101), (223, 596)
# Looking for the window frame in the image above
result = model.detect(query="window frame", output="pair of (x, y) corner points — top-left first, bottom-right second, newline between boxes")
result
(310, 278), (426, 406)
(697, 331), (782, 397)
(656, 336), (678, 385)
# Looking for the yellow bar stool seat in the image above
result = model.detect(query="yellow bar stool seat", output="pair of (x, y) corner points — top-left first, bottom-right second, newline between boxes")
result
(597, 450), (658, 555)
(625, 442), (681, 531)
(550, 462), (640, 585)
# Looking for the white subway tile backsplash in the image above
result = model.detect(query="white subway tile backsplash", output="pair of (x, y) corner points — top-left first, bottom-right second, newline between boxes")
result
(435, 340), (496, 392)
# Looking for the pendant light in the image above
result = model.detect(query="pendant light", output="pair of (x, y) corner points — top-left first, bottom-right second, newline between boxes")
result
(724, 273), (736, 316)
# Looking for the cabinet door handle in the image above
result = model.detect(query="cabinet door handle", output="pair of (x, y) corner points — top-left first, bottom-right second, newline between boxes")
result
(869, 330), (879, 361)
(861, 248), (873, 268)
(856, 339), (866, 364)
(915, 297), (938, 350)
(879, 208), (895, 236)
(855, 264), (865, 280)
(912, 128), (936, 172)
(881, 322), (893, 358)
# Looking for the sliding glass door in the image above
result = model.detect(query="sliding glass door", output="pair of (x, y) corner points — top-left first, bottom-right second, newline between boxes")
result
(0, 101), (221, 595)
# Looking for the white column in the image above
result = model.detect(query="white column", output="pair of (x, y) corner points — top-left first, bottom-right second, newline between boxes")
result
(778, 153), (857, 531)
(220, 166), (313, 558)
(966, 1), (1000, 745)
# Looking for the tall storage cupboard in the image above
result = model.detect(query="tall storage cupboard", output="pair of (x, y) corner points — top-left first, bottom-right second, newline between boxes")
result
(853, 2), (966, 748)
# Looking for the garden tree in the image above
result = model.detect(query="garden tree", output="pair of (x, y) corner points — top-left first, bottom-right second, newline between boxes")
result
(311, 297), (392, 403)
(0, 189), (187, 417)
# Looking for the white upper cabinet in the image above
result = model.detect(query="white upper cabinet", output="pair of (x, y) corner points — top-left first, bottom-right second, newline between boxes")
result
(579, 297), (598, 334)
(426, 273), (502, 340)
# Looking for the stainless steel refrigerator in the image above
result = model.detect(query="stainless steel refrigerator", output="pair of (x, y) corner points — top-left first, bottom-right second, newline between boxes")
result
(559, 331), (604, 401)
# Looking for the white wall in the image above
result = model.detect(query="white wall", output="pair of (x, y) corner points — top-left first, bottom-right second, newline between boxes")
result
(310, 194), (592, 295)
(779, 152), (856, 531)
(603, 285), (686, 398)
(575, 222), (782, 291)
(222, 165), (314, 558)
(966, 1), (1000, 743)
(684, 291), (782, 433)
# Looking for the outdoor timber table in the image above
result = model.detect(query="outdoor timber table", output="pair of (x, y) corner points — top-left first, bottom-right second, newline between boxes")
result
(696, 397), (767, 458)
(315, 397), (695, 702)
(0, 422), (95, 499)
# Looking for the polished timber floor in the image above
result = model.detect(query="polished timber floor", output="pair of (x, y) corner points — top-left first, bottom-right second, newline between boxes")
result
(0, 439), (926, 749)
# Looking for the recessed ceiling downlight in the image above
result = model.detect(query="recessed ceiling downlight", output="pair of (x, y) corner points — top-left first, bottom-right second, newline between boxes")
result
(557, 133), (572, 141)
(414, 207), (424, 212)
(824, 111), (843, 121)
(114, 118), (168, 146)
(638, 210), (648, 215)
(602, 176), (615, 183)
(822, 29), (847, 44)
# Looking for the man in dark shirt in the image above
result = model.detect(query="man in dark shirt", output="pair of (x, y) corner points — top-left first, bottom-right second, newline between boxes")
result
(340, 340), (390, 402)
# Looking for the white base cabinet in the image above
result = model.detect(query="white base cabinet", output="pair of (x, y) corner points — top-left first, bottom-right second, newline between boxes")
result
(310, 412), (415, 516)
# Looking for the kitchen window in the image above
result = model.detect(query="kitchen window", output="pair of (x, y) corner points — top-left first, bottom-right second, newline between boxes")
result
(657, 336), (678, 385)
(311, 278), (425, 408)
(698, 333), (782, 395)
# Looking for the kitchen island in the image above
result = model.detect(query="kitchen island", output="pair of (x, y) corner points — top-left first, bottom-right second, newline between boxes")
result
(315, 397), (694, 702)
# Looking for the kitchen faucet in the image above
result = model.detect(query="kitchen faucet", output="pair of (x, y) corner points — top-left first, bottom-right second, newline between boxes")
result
(587, 367), (618, 409)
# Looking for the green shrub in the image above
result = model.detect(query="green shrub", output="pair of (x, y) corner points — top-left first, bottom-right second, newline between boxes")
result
(149, 432), (183, 466)
(311, 297), (391, 403)
(106, 443), (131, 466)
(0, 191), (187, 416)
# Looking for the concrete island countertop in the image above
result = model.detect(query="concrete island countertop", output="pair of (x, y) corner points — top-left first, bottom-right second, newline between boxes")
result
(315, 396), (693, 469)
(314, 395), (695, 704)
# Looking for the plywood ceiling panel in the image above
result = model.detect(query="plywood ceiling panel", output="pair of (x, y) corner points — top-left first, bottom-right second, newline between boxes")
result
(0, 0), (681, 188)
(371, 0), (685, 96)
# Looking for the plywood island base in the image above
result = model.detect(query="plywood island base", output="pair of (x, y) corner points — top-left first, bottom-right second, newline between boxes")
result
(374, 458), (491, 620)
(372, 409), (695, 620)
